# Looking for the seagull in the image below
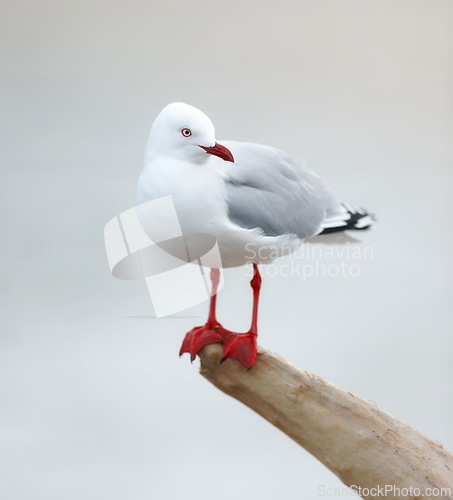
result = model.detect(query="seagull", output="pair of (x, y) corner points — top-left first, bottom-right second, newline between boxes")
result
(136, 102), (374, 369)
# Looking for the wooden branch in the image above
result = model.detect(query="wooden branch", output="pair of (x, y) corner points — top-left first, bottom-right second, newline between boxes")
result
(199, 345), (453, 499)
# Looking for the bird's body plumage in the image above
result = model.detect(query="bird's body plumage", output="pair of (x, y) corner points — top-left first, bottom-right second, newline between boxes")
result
(135, 102), (374, 368)
(136, 104), (372, 267)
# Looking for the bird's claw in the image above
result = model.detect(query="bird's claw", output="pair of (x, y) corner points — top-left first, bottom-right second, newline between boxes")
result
(180, 325), (258, 369)
(179, 323), (223, 363)
(219, 331), (257, 369)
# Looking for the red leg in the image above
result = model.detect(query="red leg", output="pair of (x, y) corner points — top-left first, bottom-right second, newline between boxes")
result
(179, 268), (223, 361)
(220, 263), (261, 370)
(206, 267), (221, 326)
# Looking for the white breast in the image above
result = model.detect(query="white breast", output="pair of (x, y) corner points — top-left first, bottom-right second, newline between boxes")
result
(137, 155), (303, 268)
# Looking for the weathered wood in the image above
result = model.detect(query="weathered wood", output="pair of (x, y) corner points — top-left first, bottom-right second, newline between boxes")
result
(199, 345), (453, 499)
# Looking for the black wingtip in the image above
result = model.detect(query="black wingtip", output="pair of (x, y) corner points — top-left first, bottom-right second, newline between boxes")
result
(320, 204), (375, 235)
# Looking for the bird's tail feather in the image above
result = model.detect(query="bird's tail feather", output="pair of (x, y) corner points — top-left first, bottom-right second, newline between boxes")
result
(319, 203), (375, 235)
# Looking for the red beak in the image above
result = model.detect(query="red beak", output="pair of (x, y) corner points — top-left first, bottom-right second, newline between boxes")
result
(199, 142), (234, 163)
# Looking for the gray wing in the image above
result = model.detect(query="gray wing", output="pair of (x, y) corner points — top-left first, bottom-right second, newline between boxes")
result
(222, 141), (341, 239)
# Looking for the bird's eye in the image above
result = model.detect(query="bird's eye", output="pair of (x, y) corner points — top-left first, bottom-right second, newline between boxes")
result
(181, 128), (192, 137)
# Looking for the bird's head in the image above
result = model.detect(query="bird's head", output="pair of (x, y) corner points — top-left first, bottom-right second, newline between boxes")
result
(145, 102), (234, 164)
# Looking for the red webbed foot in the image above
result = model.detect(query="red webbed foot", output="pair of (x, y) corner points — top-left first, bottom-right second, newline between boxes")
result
(180, 264), (261, 369)
(179, 323), (223, 362)
(220, 331), (257, 370)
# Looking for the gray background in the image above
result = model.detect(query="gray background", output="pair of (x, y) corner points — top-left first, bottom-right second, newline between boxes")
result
(1, 1), (452, 499)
